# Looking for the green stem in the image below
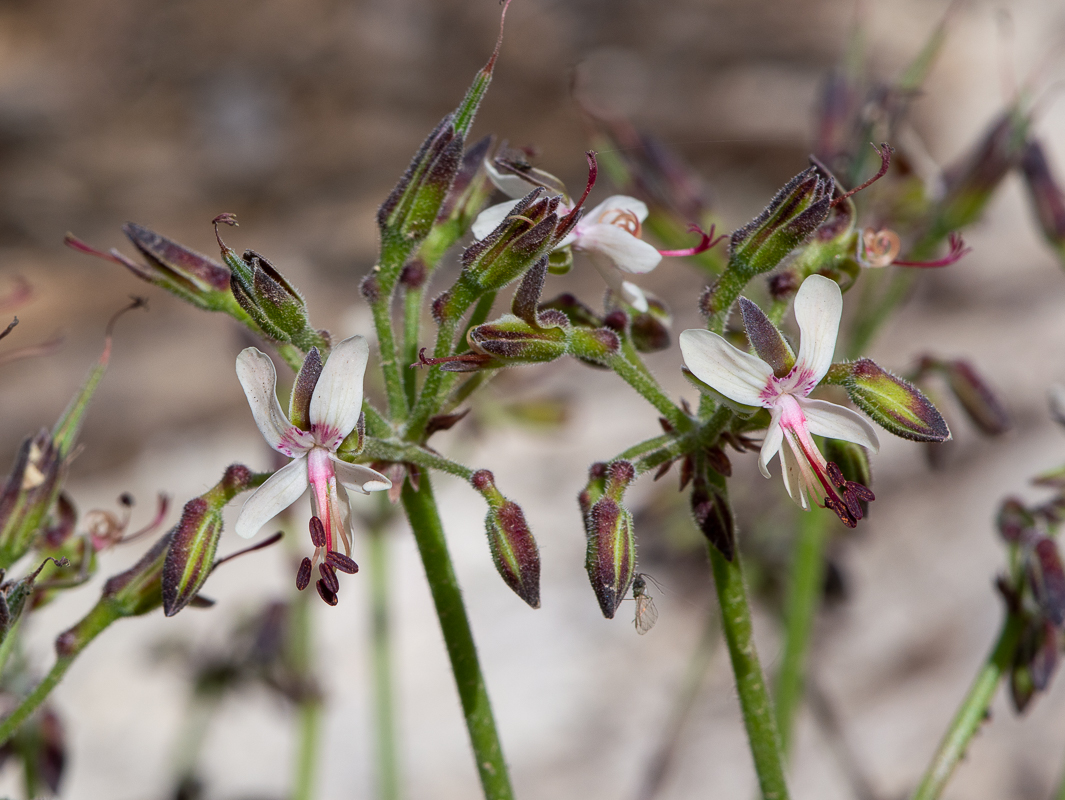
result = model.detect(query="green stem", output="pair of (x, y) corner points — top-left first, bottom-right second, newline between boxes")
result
(910, 613), (1024, 800)
(773, 507), (831, 758)
(369, 518), (401, 800)
(708, 546), (790, 800)
(371, 292), (410, 420)
(293, 701), (322, 800)
(358, 438), (474, 481)
(277, 343), (308, 374)
(1054, 742), (1065, 800)
(0, 601), (119, 745)
(401, 284), (426, 407)
(0, 616), (23, 681)
(604, 351), (688, 431)
(400, 477), (514, 800)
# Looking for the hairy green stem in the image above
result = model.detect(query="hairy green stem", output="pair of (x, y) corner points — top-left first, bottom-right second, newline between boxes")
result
(359, 438), (474, 481)
(369, 519), (401, 800)
(0, 601), (119, 745)
(910, 613), (1023, 800)
(400, 477), (513, 800)
(371, 292), (410, 420)
(605, 351), (688, 431)
(293, 701), (322, 800)
(0, 616), (23, 681)
(708, 546), (790, 800)
(401, 284), (426, 406)
(288, 578), (322, 800)
(774, 507), (831, 757)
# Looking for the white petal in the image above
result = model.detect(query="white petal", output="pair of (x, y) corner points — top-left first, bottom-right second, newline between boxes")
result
(485, 160), (537, 199)
(780, 440), (811, 510)
(679, 329), (773, 407)
(310, 335), (369, 448)
(793, 274), (843, 386)
(799, 397), (881, 452)
(234, 458), (309, 539)
(576, 223), (661, 274)
(758, 415), (784, 478)
(471, 200), (520, 240)
(331, 455), (393, 495)
(236, 348), (314, 458)
(620, 281), (650, 313)
(583, 195), (649, 224)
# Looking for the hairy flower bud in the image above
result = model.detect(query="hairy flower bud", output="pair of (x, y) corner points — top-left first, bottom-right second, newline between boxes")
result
(938, 109), (1029, 233)
(690, 469), (735, 560)
(471, 470), (540, 608)
(943, 359), (1011, 436)
(1027, 536), (1065, 628)
(727, 164), (835, 276)
(466, 315), (569, 366)
(838, 358), (950, 442)
(628, 295), (673, 354)
(460, 189), (563, 292)
(1021, 139), (1065, 262)
(378, 115), (465, 247)
(162, 465), (256, 616)
(582, 461), (637, 618)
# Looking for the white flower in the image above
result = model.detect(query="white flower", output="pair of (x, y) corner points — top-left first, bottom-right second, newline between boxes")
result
(472, 178), (661, 312)
(234, 335), (391, 598)
(679, 275), (880, 525)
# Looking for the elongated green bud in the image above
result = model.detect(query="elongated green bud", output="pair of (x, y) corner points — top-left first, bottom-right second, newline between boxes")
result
(460, 190), (562, 291)
(838, 358), (950, 442)
(162, 465), (255, 616)
(471, 470), (540, 608)
(467, 314), (569, 365)
(583, 461), (637, 619)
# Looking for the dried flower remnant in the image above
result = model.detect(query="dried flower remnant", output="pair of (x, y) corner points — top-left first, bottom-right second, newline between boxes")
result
(234, 335), (391, 603)
(857, 228), (971, 269)
(681, 275), (879, 527)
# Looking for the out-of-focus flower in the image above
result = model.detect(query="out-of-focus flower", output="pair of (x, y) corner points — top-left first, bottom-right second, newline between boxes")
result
(234, 335), (390, 605)
(680, 275), (879, 526)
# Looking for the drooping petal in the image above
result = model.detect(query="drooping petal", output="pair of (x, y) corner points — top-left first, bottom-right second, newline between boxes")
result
(679, 329), (774, 407)
(309, 335), (369, 450)
(485, 160), (538, 199)
(583, 195), (650, 224)
(236, 348), (314, 458)
(576, 223), (661, 274)
(471, 200), (521, 240)
(779, 439), (811, 510)
(799, 397), (881, 452)
(793, 274), (843, 387)
(330, 455), (393, 495)
(234, 457), (310, 539)
(758, 414), (784, 478)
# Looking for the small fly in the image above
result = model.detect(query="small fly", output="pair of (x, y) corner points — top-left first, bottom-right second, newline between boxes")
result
(632, 573), (659, 635)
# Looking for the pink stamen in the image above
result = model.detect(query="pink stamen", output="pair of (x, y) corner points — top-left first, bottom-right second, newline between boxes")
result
(892, 232), (971, 268)
(307, 448), (337, 553)
(658, 224), (727, 257)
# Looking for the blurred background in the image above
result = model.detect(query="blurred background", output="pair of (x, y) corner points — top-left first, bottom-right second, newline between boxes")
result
(2, 0), (1065, 797)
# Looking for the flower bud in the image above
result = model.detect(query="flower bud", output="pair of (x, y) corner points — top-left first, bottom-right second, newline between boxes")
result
(690, 470), (735, 560)
(1027, 536), (1065, 627)
(466, 315), (569, 366)
(840, 358), (950, 442)
(378, 115), (465, 248)
(942, 359), (1011, 436)
(460, 189), (563, 292)
(163, 464), (256, 616)
(100, 531), (172, 620)
(727, 164), (835, 277)
(1011, 619), (1059, 713)
(471, 470), (540, 608)
(739, 297), (794, 377)
(64, 224), (240, 316)
(0, 431), (63, 569)
(222, 241), (326, 352)
(568, 326), (621, 366)
(628, 295), (672, 354)
(583, 461), (637, 618)
(938, 109), (1029, 232)
(578, 462), (609, 519)
(1021, 139), (1065, 261)
(997, 497), (1036, 543)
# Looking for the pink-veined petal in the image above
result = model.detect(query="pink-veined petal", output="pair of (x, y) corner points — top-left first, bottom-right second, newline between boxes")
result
(758, 415), (784, 478)
(310, 335), (369, 450)
(234, 457), (309, 539)
(798, 397), (881, 452)
(679, 329), (774, 407)
(583, 195), (649, 224)
(471, 200), (521, 240)
(576, 223), (661, 274)
(236, 348), (314, 458)
(330, 455), (393, 495)
(793, 274), (843, 387)
(780, 436), (811, 510)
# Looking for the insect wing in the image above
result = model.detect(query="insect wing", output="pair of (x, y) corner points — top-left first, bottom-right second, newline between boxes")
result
(634, 593), (658, 634)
